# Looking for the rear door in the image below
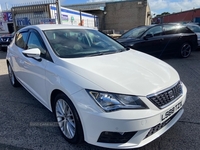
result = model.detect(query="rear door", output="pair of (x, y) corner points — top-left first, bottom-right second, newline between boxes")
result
(162, 24), (197, 56)
(162, 24), (183, 55)
(14, 29), (53, 106)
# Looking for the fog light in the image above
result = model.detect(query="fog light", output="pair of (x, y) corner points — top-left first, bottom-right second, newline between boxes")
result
(97, 131), (137, 143)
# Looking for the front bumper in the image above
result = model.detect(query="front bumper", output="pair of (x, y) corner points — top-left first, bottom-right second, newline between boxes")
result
(0, 42), (10, 50)
(71, 83), (187, 149)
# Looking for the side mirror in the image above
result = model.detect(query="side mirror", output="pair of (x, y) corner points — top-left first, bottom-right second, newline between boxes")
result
(144, 33), (153, 40)
(22, 48), (41, 61)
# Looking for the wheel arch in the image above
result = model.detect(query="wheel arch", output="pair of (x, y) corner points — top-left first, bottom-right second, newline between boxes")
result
(6, 59), (10, 66)
(179, 41), (192, 58)
(50, 89), (84, 143)
(50, 89), (65, 112)
(186, 40), (193, 50)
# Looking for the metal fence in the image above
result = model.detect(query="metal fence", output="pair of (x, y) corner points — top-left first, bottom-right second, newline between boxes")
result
(11, 0), (61, 31)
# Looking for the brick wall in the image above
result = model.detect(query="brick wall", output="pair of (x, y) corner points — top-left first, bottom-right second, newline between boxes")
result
(104, 0), (147, 33)
(66, 0), (149, 33)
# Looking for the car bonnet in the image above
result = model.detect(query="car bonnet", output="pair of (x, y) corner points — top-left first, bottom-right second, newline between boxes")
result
(61, 50), (180, 96)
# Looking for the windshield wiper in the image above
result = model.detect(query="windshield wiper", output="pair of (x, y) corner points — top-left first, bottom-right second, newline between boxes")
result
(86, 52), (104, 57)
(119, 47), (130, 52)
(86, 48), (130, 57)
(86, 51), (117, 57)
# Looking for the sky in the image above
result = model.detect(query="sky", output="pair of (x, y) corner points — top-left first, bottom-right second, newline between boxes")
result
(1, 0), (200, 15)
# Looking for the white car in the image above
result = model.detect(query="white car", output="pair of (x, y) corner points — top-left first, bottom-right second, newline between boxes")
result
(6, 24), (187, 149)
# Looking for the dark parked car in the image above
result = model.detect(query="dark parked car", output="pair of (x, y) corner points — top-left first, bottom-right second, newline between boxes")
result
(0, 32), (15, 51)
(117, 24), (198, 58)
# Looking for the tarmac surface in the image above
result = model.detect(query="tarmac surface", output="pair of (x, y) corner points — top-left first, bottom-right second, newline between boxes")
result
(0, 50), (200, 150)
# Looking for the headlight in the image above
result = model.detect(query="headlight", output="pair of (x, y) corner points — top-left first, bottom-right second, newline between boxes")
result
(87, 90), (148, 112)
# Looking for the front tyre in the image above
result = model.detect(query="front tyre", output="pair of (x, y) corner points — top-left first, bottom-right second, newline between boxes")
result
(53, 93), (84, 144)
(7, 63), (20, 87)
(179, 43), (192, 58)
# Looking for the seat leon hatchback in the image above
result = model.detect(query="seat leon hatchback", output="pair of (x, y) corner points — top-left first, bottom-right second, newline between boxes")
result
(6, 24), (187, 149)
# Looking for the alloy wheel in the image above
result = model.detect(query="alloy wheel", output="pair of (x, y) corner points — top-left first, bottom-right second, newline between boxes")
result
(55, 99), (76, 139)
(180, 43), (192, 58)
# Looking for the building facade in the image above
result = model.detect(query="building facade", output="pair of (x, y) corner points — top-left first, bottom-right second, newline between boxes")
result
(0, 11), (14, 35)
(65, 0), (151, 33)
(153, 8), (200, 24)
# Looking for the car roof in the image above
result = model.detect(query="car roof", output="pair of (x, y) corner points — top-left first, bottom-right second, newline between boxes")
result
(185, 23), (200, 26)
(136, 23), (185, 29)
(20, 24), (97, 31)
(137, 24), (155, 28)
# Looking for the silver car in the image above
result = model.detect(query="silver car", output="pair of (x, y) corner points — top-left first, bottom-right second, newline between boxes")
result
(186, 23), (200, 47)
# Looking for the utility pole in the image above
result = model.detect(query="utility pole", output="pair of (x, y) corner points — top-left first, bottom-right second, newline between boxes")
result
(56, 0), (62, 24)
(5, 3), (8, 10)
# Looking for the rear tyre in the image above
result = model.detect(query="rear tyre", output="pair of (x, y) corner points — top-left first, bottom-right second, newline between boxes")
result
(179, 43), (192, 58)
(53, 93), (84, 144)
(7, 63), (20, 87)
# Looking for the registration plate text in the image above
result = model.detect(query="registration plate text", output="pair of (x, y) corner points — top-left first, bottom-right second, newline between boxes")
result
(161, 101), (182, 122)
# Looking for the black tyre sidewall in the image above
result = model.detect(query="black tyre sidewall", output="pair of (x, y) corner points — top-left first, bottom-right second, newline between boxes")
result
(8, 63), (20, 87)
(180, 42), (192, 58)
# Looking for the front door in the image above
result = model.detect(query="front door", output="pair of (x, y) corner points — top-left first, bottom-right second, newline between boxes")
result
(135, 25), (166, 57)
(20, 30), (50, 106)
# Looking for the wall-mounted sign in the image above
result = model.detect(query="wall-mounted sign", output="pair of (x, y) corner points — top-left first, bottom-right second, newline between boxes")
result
(16, 17), (31, 26)
(3, 12), (13, 22)
(40, 18), (56, 24)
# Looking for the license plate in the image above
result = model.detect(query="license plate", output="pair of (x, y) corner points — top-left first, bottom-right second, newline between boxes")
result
(2, 45), (7, 47)
(161, 101), (182, 122)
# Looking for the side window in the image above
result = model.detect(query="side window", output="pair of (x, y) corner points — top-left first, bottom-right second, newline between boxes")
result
(27, 32), (47, 57)
(15, 32), (29, 49)
(163, 25), (177, 35)
(144, 26), (162, 37)
(178, 26), (193, 33)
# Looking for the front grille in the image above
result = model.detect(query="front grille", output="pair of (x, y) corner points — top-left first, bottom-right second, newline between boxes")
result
(147, 81), (182, 109)
(1, 38), (9, 42)
(145, 110), (180, 139)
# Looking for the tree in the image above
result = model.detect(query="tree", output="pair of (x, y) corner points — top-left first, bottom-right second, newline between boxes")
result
(161, 12), (170, 16)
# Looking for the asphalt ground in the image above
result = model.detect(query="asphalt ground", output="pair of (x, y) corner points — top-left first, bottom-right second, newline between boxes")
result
(0, 50), (200, 150)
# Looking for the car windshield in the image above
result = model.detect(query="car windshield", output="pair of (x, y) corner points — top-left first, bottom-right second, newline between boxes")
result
(120, 26), (149, 38)
(44, 29), (126, 58)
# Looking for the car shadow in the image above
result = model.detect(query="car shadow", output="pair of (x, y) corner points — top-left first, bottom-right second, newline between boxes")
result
(0, 73), (111, 150)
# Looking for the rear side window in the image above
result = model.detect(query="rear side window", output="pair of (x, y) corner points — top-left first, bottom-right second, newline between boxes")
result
(15, 32), (29, 49)
(163, 25), (193, 34)
(178, 26), (193, 33)
(163, 25), (177, 35)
